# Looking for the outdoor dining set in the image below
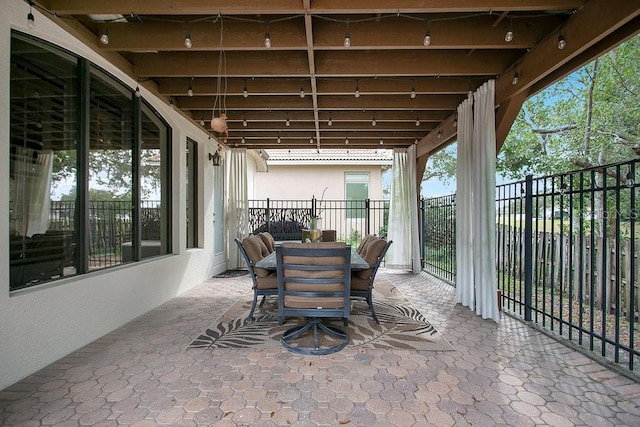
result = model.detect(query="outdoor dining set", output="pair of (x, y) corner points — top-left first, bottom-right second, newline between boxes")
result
(234, 232), (392, 355)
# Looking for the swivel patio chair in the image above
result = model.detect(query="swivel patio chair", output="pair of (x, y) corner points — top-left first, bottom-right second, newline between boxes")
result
(351, 238), (392, 324)
(234, 237), (278, 321)
(276, 242), (351, 355)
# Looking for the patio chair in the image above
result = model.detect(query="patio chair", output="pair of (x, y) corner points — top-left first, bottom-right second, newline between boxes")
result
(234, 237), (278, 321)
(351, 238), (392, 324)
(276, 242), (352, 355)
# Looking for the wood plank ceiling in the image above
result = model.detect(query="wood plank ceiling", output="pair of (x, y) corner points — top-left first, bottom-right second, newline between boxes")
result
(38, 0), (640, 157)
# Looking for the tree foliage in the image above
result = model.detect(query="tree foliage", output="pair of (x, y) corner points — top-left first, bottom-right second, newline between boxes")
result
(423, 35), (640, 184)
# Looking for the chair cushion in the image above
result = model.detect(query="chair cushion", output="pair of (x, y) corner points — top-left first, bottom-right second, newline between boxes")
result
(258, 232), (276, 253)
(356, 238), (388, 280)
(255, 272), (277, 289)
(242, 236), (270, 278)
(357, 234), (376, 254)
(254, 235), (271, 257)
(351, 274), (372, 291)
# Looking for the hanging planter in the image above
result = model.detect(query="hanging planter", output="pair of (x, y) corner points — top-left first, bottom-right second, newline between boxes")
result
(210, 113), (228, 134)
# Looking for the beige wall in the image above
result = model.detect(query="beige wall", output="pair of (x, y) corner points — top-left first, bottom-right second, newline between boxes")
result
(252, 164), (385, 200)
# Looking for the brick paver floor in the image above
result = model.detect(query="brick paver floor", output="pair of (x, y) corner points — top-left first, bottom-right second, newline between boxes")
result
(1, 269), (640, 426)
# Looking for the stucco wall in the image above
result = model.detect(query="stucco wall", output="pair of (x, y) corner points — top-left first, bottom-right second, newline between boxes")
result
(252, 164), (385, 200)
(0, 3), (226, 390)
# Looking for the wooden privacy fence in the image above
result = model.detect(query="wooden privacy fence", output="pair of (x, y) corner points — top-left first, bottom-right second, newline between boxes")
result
(497, 225), (639, 319)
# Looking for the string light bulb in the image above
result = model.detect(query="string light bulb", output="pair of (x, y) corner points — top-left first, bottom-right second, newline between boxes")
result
(328, 113), (333, 126)
(300, 86), (305, 98)
(264, 32), (271, 48)
(557, 34), (566, 50)
(243, 114), (248, 127)
(354, 82), (360, 98)
(512, 72), (519, 85)
(100, 29), (109, 45)
(372, 114), (377, 127)
(379, 138), (384, 145)
(277, 135), (281, 143)
(184, 32), (192, 48)
(27, 2), (35, 29)
(187, 78), (193, 96)
(410, 81), (417, 99)
(285, 113), (290, 127)
(505, 17), (513, 42)
(241, 135), (245, 144)
(200, 118), (205, 126)
(415, 117), (421, 126)
(243, 79), (248, 98)
(423, 30), (431, 46)
(344, 20), (351, 48)
(345, 136), (350, 145)
(310, 136), (314, 144)
(135, 85), (141, 98)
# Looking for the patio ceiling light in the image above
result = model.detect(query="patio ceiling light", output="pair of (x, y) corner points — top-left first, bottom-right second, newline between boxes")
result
(27, 2), (35, 29)
(505, 17), (513, 42)
(557, 34), (566, 50)
(344, 20), (351, 48)
(100, 28), (109, 45)
(423, 30), (431, 46)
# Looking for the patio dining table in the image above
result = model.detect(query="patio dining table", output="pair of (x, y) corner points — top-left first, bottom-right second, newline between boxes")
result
(255, 245), (370, 271)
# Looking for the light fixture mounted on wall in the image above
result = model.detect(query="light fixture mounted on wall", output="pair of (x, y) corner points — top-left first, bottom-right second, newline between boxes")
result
(209, 151), (221, 166)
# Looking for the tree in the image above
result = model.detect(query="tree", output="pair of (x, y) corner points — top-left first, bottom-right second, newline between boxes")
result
(421, 35), (640, 184)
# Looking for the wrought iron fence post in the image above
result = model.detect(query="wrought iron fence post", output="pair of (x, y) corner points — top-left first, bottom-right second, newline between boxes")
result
(365, 198), (371, 235)
(420, 197), (425, 268)
(524, 175), (533, 321)
(266, 198), (271, 234)
(311, 196), (317, 220)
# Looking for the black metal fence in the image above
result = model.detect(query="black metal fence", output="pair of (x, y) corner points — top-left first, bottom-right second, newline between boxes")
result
(248, 197), (389, 246)
(421, 194), (456, 283)
(421, 158), (640, 374)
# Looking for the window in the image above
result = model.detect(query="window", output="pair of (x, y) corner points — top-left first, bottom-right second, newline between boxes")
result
(185, 138), (198, 248)
(345, 173), (369, 219)
(9, 32), (171, 291)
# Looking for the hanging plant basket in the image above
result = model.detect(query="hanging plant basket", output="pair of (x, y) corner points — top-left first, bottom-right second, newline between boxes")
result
(210, 113), (228, 134)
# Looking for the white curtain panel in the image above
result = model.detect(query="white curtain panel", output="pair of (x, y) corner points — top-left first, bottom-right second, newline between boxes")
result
(12, 147), (54, 237)
(387, 146), (421, 272)
(455, 95), (475, 308)
(225, 148), (249, 269)
(472, 80), (500, 322)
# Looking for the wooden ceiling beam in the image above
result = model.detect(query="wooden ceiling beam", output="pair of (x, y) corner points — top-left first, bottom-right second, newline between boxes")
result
(314, 50), (522, 76)
(43, 0), (583, 15)
(97, 20), (308, 52)
(156, 76), (476, 96)
(311, 15), (560, 50)
(176, 94), (460, 110)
